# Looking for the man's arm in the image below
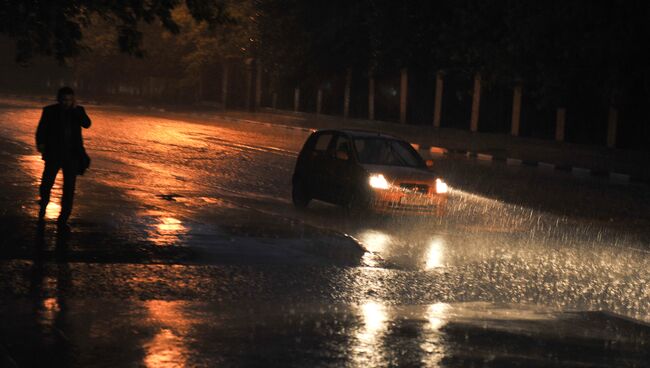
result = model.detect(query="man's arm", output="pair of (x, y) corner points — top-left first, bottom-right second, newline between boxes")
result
(75, 106), (91, 128)
(35, 108), (47, 153)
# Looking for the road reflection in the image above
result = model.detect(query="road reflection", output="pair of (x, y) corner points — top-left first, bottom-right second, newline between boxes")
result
(352, 301), (388, 366)
(421, 303), (450, 366)
(144, 301), (191, 368)
(356, 228), (449, 271)
(4, 100), (650, 330)
(427, 302), (450, 331)
(19, 154), (44, 186)
(143, 211), (187, 246)
(40, 297), (61, 326)
(425, 237), (445, 270)
(357, 230), (392, 267)
(349, 301), (453, 367)
(358, 301), (388, 340)
(28, 229), (73, 367)
(358, 230), (392, 253)
(19, 154), (62, 219)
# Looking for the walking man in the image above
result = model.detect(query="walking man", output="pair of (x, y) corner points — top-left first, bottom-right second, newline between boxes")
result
(36, 87), (91, 229)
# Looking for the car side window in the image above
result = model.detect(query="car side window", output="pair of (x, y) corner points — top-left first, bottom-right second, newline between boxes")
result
(314, 134), (332, 152)
(313, 133), (333, 153)
(334, 135), (351, 154)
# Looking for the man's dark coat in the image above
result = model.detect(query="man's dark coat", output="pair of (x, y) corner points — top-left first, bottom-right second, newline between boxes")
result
(35, 104), (91, 165)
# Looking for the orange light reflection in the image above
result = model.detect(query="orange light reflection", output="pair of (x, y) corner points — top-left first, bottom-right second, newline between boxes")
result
(144, 300), (191, 368)
(19, 155), (63, 219)
(144, 211), (187, 246)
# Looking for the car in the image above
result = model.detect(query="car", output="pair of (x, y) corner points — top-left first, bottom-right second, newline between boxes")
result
(291, 129), (448, 215)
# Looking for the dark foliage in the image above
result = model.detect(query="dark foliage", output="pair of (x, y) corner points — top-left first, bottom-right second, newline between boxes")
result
(0, 0), (226, 63)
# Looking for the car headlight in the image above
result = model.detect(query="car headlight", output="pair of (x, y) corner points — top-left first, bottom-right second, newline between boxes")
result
(369, 174), (390, 189)
(435, 178), (448, 194)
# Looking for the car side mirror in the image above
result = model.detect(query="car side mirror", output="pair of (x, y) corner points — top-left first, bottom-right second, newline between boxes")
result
(425, 159), (434, 168)
(336, 150), (349, 161)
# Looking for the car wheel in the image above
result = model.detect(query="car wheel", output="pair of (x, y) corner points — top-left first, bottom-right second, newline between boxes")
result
(292, 180), (311, 208)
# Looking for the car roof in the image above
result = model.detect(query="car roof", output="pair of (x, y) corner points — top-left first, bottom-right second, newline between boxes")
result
(314, 129), (403, 140)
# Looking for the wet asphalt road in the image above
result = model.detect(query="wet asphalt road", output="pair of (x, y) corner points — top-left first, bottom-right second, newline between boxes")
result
(0, 97), (649, 367)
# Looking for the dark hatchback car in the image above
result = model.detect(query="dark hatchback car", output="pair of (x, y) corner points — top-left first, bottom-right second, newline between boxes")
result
(292, 130), (448, 215)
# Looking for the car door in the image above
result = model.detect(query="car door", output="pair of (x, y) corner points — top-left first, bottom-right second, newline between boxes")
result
(308, 132), (335, 201)
(329, 134), (356, 204)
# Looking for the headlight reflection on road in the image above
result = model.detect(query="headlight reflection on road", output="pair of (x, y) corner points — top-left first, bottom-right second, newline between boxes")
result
(361, 301), (388, 334)
(352, 301), (389, 365)
(421, 303), (451, 367)
(427, 302), (450, 331)
(425, 237), (446, 270)
(358, 230), (392, 254)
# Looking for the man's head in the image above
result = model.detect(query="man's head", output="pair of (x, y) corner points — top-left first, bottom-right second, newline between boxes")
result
(57, 87), (75, 109)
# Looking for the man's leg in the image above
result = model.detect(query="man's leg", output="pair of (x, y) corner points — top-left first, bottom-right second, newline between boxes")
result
(58, 162), (78, 225)
(39, 161), (59, 219)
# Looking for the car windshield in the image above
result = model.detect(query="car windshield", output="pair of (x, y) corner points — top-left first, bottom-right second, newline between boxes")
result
(353, 138), (424, 168)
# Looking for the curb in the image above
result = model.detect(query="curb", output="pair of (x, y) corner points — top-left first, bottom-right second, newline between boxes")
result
(123, 108), (647, 187)
(238, 117), (313, 133)
(455, 149), (636, 185)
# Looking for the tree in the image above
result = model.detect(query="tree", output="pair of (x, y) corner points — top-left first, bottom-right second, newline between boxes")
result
(0, 0), (228, 63)
(72, 1), (257, 101)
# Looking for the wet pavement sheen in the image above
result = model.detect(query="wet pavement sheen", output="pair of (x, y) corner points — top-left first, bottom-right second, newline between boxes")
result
(1, 98), (649, 367)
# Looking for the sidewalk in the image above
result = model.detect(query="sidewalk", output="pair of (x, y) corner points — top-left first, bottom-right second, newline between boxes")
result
(211, 108), (650, 184)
